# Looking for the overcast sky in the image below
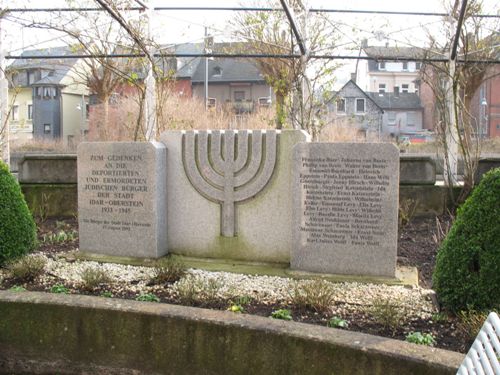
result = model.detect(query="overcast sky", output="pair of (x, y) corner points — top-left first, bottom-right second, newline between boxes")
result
(3, 0), (499, 87)
(3, 0), (499, 53)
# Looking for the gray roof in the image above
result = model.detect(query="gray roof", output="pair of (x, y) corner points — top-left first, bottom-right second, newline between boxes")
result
(8, 46), (78, 85)
(367, 92), (422, 110)
(364, 46), (428, 72)
(170, 43), (204, 78)
(336, 80), (384, 112)
(191, 58), (265, 84)
(364, 46), (427, 59)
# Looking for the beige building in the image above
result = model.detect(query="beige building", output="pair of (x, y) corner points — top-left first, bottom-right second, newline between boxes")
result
(356, 46), (424, 95)
(7, 46), (89, 145)
(8, 86), (33, 142)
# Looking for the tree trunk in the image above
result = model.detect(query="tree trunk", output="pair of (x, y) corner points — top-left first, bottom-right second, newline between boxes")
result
(275, 91), (286, 130)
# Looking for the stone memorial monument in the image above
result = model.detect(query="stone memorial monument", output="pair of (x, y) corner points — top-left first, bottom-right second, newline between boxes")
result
(77, 142), (167, 258)
(160, 130), (309, 263)
(76, 133), (406, 281)
(291, 143), (400, 277)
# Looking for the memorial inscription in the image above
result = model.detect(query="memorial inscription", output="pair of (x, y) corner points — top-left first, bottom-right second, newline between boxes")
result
(299, 156), (389, 247)
(78, 142), (167, 258)
(291, 143), (399, 277)
(82, 154), (149, 225)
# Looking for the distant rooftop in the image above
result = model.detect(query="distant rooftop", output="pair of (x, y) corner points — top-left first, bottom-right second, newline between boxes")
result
(8, 46), (79, 86)
(367, 92), (422, 110)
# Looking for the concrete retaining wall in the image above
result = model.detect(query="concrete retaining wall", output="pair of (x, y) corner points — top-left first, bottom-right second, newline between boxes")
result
(0, 291), (463, 375)
(17, 154), (77, 183)
(12, 153), (500, 218)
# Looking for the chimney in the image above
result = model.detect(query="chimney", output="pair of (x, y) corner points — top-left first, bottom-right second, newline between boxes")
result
(350, 73), (357, 82)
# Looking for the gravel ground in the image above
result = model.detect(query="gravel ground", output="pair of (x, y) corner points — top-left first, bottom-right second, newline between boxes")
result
(2, 251), (437, 322)
(1, 216), (471, 353)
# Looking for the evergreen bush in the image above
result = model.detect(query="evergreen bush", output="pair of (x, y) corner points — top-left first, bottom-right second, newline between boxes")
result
(0, 160), (37, 264)
(433, 168), (500, 311)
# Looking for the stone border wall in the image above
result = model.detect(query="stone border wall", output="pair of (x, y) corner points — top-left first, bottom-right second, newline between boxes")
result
(13, 153), (500, 218)
(0, 291), (462, 375)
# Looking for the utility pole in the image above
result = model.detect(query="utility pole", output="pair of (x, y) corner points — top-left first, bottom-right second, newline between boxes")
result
(0, 1), (9, 166)
(204, 26), (210, 111)
(144, 0), (156, 141)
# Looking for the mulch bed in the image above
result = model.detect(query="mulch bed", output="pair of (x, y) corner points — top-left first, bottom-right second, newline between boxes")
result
(1, 215), (472, 354)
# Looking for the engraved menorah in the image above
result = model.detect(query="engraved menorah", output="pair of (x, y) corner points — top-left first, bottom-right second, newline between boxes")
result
(183, 130), (277, 237)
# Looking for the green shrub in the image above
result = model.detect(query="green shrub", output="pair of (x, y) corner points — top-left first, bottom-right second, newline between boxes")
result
(6, 255), (46, 282)
(136, 293), (160, 302)
(80, 266), (112, 291)
(0, 160), (37, 265)
(405, 332), (436, 346)
(174, 275), (223, 306)
(433, 168), (500, 311)
(291, 279), (336, 313)
(328, 317), (349, 329)
(456, 309), (490, 346)
(270, 309), (292, 321)
(42, 230), (77, 244)
(150, 256), (186, 285)
(370, 297), (407, 335)
(50, 284), (69, 294)
(227, 303), (244, 313)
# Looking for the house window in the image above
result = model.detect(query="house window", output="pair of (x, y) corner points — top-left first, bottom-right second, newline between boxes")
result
(43, 87), (57, 99)
(34, 87), (42, 98)
(407, 112), (416, 126)
(207, 98), (216, 108)
(416, 62), (421, 70)
(11, 105), (19, 121)
(336, 98), (345, 112)
(378, 84), (386, 94)
(378, 62), (386, 70)
(258, 97), (271, 106)
(27, 104), (33, 120)
(394, 86), (400, 95)
(402, 62), (408, 71)
(234, 91), (245, 102)
(402, 84), (409, 93)
(27, 71), (36, 85)
(355, 98), (365, 113)
(388, 112), (396, 125)
(213, 67), (222, 77)
(44, 124), (51, 134)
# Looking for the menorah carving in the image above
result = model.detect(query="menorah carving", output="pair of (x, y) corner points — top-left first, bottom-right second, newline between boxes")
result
(182, 130), (277, 237)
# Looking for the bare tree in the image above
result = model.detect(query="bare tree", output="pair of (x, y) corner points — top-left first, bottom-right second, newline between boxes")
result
(10, 0), (151, 140)
(230, 0), (340, 138)
(420, 0), (499, 203)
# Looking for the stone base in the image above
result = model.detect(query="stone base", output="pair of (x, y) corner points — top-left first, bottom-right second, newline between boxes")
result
(69, 252), (418, 286)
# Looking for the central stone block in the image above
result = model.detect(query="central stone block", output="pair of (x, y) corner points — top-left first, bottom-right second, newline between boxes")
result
(161, 130), (309, 263)
(183, 130), (277, 237)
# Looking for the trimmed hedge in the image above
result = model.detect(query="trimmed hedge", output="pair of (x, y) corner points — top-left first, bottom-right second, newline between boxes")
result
(433, 168), (500, 312)
(0, 160), (37, 264)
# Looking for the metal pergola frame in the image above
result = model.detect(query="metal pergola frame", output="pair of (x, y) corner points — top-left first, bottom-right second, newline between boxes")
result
(2, 0), (499, 63)
(1, 0), (499, 168)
